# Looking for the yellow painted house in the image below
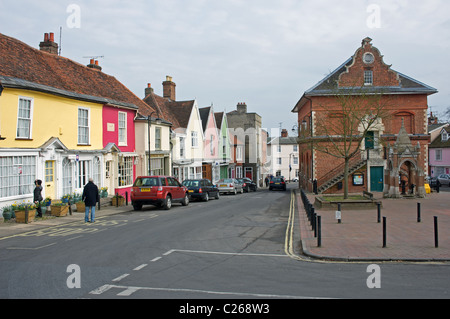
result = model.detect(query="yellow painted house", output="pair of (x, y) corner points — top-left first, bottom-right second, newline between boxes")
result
(0, 32), (148, 208)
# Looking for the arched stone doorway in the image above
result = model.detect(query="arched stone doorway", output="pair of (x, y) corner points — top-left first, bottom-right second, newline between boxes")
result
(384, 120), (425, 198)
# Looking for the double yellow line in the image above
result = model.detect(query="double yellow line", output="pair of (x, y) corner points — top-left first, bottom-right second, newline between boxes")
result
(284, 190), (307, 261)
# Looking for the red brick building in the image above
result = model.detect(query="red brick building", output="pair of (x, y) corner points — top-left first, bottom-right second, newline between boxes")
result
(292, 37), (437, 197)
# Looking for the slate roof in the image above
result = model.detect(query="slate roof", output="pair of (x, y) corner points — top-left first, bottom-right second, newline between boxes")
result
(430, 127), (450, 148)
(0, 33), (149, 111)
(292, 39), (438, 112)
(143, 91), (195, 130)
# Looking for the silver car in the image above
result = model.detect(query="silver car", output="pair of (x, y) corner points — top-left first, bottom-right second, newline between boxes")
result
(437, 174), (450, 187)
(217, 178), (243, 195)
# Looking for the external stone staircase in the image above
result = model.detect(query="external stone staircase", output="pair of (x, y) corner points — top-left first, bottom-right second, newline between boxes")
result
(317, 158), (367, 194)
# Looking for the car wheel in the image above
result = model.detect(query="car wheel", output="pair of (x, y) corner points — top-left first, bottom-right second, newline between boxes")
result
(233, 188), (237, 195)
(133, 203), (142, 211)
(182, 193), (189, 206)
(203, 193), (209, 202)
(240, 188), (244, 194)
(215, 192), (220, 200)
(163, 195), (172, 210)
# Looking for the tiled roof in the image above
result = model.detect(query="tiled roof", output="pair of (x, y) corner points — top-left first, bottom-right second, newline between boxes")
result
(0, 33), (148, 111)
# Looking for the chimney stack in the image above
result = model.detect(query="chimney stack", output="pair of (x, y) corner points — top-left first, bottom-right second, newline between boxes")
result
(281, 129), (288, 137)
(145, 83), (154, 96)
(162, 76), (176, 101)
(39, 32), (58, 55)
(237, 102), (247, 114)
(87, 59), (102, 71)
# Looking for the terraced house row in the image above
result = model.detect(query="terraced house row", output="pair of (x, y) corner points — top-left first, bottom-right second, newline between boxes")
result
(0, 32), (266, 208)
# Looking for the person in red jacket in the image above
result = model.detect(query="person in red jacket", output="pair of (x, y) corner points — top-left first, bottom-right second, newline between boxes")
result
(82, 178), (99, 223)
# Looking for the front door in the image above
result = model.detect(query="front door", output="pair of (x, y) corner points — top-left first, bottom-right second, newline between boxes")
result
(45, 161), (56, 199)
(370, 166), (384, 192)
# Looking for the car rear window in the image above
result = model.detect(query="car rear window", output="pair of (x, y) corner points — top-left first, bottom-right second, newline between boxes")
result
(273, 178), (284, 182)
(223, 179), (234, 183)
(134, 177), (161, 187)
(183, 180), (200, 187)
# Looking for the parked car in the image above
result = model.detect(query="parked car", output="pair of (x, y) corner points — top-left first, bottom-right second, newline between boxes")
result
(182, 179), (220, 201)
(269, 177), (287, 191)
(217, 178), (243, 195)
(237, 178), (257, 192)
(437, 174), (450, 187)
(292, 177), (299, 182)
(426, 176), (439, 188)
(131, 176), (189, 210)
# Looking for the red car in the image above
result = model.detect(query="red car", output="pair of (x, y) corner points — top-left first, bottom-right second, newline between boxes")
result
(131, 176), (190, 210)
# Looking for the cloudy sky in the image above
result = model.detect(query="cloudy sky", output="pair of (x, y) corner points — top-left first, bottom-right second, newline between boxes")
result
(1, 0), (449, 134)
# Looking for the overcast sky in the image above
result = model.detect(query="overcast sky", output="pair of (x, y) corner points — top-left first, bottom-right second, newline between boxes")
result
(1, 0), (449, 135)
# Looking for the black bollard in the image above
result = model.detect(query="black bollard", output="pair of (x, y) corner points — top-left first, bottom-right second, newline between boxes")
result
(126, 192), (128, 206)
(377, 202), (381, 223)
(382, 217), (387, 248)
(417, 203), (421, 223)
(317, 216), (322, 247)
(434, 216), (439, 248)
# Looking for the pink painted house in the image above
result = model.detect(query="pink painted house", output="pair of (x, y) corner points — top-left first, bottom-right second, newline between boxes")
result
(199, 106), (221, 183)
(429, 126), (450, 177)
(102, 104), (138, 198)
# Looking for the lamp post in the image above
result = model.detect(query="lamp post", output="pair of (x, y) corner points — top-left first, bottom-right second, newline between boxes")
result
(147, 111), (162, 175)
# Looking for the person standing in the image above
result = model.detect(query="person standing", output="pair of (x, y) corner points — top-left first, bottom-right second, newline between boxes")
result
(82, 178), (99, 223)
(34, 179), (43, 217)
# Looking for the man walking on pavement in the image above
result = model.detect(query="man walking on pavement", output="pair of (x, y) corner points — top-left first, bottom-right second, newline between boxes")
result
(82, 178), (99, 223)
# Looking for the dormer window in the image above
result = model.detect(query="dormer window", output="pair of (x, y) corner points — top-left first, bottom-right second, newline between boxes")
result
(364, 70), (373, 86)
(442, 131), (449, 142)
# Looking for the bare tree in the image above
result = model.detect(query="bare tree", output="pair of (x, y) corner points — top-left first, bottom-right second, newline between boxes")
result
(307, 86), (391, 199)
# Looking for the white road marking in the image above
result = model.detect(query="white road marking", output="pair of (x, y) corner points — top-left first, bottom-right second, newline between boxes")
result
(89, 284), (327, 299)
(112, 274), (129, 282)
(133, 264), (148, 271)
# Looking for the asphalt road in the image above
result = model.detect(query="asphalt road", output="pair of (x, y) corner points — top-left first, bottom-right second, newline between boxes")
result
(0, 184), (449, 304)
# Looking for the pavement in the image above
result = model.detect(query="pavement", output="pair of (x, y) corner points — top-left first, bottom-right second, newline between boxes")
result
(0, 203), (127, 240)
(297, 190), (450, 262)
(2, 190), (449, 263)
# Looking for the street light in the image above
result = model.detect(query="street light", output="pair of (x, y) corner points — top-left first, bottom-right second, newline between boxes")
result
(148, 111), (162, 175)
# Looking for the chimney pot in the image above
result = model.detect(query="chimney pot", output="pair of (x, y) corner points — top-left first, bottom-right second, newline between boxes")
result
(39, 32), (58, 55)
(95, 60), (99, 65)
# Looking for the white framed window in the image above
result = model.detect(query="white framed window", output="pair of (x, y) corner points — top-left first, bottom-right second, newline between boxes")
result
(77, 160), (91, 188)
(364, 70), (373, 86)
(118, 156), (133, 187)
(293, 156), (298, 165)
(155, 127), (161, 150)
(277, 158), (282, 165)
(442, 132), (448, 142)
(180, 137), (185, 158)
(191, 131), (198, 148)
(16, 97), (33, 139)
(118, 112), (127, 146)
(293, 145), (298, 152)
(435, 149), (442, 161)
(210, 134), (214, 155)
(277, 145), (281, 153)
(78, 107), (90, 145)
(236, 166), (242, 179)
(0, 155), (37, 198)
(236, 146), (243, 162)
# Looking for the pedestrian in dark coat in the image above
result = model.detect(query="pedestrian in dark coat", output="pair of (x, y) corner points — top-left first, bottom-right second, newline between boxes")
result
(82, 178), (99, 223)
(33, 179), (43, 217)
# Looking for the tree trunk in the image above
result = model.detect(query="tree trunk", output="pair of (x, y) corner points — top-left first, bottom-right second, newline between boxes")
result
(343, 157), (350, 199)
